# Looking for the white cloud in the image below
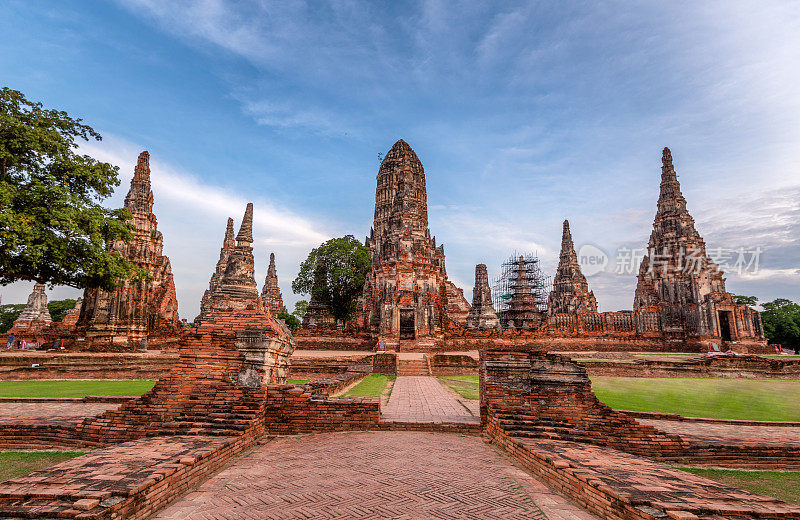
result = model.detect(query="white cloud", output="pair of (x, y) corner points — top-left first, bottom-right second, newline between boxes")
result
(1, 134), (332, 319)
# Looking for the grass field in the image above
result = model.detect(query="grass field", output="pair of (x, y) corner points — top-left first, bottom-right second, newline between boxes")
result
(0, 451), (87, 482)
(591, 377), (800, 421)
(345, 374), (394, 397)
(679, 467), (800, 505)
(438, 376), (479, 400)
(288, 379), (309, 384)
(0, 380), (156, 398)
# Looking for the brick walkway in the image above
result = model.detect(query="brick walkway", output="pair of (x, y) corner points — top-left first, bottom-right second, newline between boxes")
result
(382, 376), (479, 423)
(152, 431), (597, 520)
(641, 419), (800, 447)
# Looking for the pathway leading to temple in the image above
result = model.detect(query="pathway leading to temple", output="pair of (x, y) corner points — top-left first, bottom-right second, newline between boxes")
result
(381, 376), (479, 424)
(151, 431), (597, 520)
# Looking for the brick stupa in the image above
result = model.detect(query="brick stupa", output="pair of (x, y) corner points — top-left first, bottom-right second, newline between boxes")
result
(356, 139), (469, 346)
(633, 147), (764, 345)
(196, 217), (236, 324)
(261, 253), (287, 316)
(75, 151), (180, 348)
(466, 264), (500, 329)
(547, 220), (598, 315)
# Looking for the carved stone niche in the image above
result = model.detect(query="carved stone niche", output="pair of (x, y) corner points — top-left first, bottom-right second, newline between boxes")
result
(235, 329), (290, 388)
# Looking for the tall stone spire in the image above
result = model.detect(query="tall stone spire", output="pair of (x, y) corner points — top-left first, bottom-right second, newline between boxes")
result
(547, 220), (598, 315)
(358, 139), (467, 343)
(261, 252), (286, 316)
(124, 151), (154, 215)
(220, 203), (259, 300)
(634, 148), (726, 309)
(76, 151), (180, 347)
(14, 283), (52, 324)
(197, 217), (236, 322)
(373, 139), (429, 239)
(223, 217), (235, 249)
(466, 264), (499, 329)
(236, 202), (254, 244)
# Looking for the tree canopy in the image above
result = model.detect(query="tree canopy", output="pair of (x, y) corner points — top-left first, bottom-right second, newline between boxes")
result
(0, 87), (140, 291)
(277, 312), (301, 329)
(761, 298), (800, 350)
(292, 300), (308, 320)
(292, 235), (370, 323)
(732, 294), (759, 307)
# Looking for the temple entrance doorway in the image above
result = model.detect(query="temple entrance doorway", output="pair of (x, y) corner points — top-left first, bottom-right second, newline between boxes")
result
(399, 309), (415, 340)
(718, 311), (733, 342)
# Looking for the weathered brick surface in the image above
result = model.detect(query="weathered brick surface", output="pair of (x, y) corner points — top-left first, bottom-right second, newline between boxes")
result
(74, 151), (181, 350)
(481, 349), (800, 468)
(0, 435), (246, 519)
(583, 353), (800, 378)
(547, 221), (598, 316)
(0, 351), (176, 380)
(492, 435), (800, 520)
(152, 431), (592, 520)
(356, 140), (469, 346)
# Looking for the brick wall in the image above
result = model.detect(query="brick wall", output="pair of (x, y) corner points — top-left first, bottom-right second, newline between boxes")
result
(481, 349), (800, 468)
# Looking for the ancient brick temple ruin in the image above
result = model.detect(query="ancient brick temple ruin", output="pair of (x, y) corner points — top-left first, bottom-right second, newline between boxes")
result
(466, 264), (500, 329)
(302, 263), (336, 329)
(261, 252), (287, 316)
(6, 284), (52, 346)
(74, 151), (181, 348)
(547, 220), (598, 315)
(356, 139), (469, 347)
(497, 256), (547, 330)
(633, 148), (764, 346)
(197, 217), (235, 324)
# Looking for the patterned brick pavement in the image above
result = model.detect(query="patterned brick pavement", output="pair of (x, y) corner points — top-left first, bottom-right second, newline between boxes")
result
(641, 419), (800, 447)
(151, 431), (598, 520)
(382, 376), (479, 424)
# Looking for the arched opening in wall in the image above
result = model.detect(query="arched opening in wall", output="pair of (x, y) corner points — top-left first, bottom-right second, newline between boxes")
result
(399, 309), (415, 340)
(718, 310), (733, 342)
(147, 312), (156, 333)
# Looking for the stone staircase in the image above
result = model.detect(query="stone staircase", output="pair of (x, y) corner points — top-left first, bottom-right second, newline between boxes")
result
(396, 358), (430, 376)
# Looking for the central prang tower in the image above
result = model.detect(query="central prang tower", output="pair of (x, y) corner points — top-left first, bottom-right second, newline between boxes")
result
(357, 139), (468, 347)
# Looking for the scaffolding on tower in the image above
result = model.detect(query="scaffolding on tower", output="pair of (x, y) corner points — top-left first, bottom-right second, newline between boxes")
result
(492, 252), (552, 330)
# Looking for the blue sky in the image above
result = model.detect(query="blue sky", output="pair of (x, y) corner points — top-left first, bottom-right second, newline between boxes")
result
(2, 0), (799, 318)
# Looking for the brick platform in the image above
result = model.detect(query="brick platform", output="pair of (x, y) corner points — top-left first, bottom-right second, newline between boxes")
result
(0, 435), (237, 519)
(151, 431), (598, 520)
(499, 436), (800, 520)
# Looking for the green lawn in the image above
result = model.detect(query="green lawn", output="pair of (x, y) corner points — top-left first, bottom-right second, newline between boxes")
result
(679, 467), (800, 505)
(0, 380), (156, 398)
(345, 374), (394, 397)
(288, 379), (309, 384)
(438, 376), (479, 400)
(591, 377), (800, 421)
(0, 451), (87, 482)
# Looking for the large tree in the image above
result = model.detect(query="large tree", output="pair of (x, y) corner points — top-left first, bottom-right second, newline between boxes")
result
(761, 298), (800, 351)
(0, 87), (140, 291)
(292, 235), (370, 324)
